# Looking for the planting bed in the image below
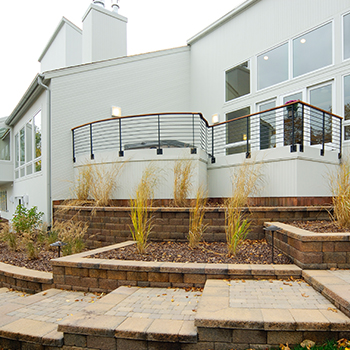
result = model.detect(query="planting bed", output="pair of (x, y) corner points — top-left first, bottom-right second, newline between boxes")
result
(91, 239), (292, 264)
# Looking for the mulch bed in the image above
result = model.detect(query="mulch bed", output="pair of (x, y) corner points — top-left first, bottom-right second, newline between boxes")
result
(0, 241), (56, 272)
(2, 219), (346, 272)
(90, 239), (292, 265)
(289, 220), (349, 233)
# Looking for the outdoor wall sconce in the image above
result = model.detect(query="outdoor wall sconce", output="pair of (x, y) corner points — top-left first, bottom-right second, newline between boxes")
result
(263, 225), (280, 264)
(111, 106), (122, 117)
(212, 113), (219, 124)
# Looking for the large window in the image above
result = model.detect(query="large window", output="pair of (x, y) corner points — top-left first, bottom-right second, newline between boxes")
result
(293, 23), (332, 77)
(258, 43), (288, 90)
(344, 13), (350, 60)
(15, 111), (42, 179)
(0, 128), (10, 161)
(226, 107), (251, 155)
(225, 62), (250, 102)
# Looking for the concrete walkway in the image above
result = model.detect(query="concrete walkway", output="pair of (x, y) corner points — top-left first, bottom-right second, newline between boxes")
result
(0, 270), (349, 349)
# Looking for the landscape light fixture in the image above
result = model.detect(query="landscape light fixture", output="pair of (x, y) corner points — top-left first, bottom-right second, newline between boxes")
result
(263, 225), (281, 264)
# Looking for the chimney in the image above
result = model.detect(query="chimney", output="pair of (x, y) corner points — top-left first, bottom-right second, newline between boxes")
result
(93, 0), (105, 7)
(82, 1), (127, 63)
(111, 0), (119, 13)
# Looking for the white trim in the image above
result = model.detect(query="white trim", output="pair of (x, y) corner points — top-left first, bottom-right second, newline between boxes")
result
(342, 11), (350, 62)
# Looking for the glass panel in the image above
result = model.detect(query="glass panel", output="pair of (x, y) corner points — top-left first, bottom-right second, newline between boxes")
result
(309, 84), (332, 145)
(226, 107), (251, 155)
(345, 125), (350, 141)
(35, 160), (42, 172)
(26, 164), (33, 176)
(15, 133), (19, 168)
(0, 191), (7, 211)
(344, 75), (350, 120)
(225, 62), (250, 101)
(259, 101), (276, 149)
(15, 170), (19, 179)
(283, 92), (303, 104)
(258, 43), (288, 90)
(34, 112), (42, 159)
(0, 132), (10, 161)
(284, 102), (303, 146)
(20, 167), (25, 177)
(344, 13), (350, 60)
(26, 120), (33, 162)
(20, 128), (25, 166)
(293, 23), (332, 77)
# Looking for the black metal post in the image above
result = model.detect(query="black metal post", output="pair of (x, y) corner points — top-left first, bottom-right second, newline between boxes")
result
(291, 106), (296, 152)
(72, 129), (76, 163)
(339, 118), (342, 159)
(90, 124), (94, 160)
(211, 127), (215, 163)
(119, 119), (124, 157)
(321, 111), (325, 156)
(300, 104), (304, 152)
(157, 115), (163, 155)
(191, 114), (197, 154)
(246, 116), (251, 158)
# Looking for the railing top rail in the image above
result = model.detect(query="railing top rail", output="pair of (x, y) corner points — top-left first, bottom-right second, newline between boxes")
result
(209, 100), (342, 129)
(72, 112), (209, 131)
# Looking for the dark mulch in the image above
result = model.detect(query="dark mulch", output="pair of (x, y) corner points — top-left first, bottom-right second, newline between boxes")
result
(0, 241), (56, 272)
(90, 239), (292, 265)
(289, 220), (349, 233)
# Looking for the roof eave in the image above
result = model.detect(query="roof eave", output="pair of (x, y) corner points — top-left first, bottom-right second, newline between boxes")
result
(187, 0), (259, 45)
(5, 74), (48, 126)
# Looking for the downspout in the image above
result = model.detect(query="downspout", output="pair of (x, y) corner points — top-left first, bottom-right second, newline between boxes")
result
(37, 75), (52, 224)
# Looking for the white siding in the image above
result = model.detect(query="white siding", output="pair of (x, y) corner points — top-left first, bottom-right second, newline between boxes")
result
(50, 48), (191, 200)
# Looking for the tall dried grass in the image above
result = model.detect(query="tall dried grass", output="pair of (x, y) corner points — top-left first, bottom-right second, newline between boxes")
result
(51, 218), (88, 256)
(188, 186), (208, 248)
(225, 159), (262, 256)
(129, 164), (158, 254)
(173, 159), (193, 207)
(329, 158), (350, 229)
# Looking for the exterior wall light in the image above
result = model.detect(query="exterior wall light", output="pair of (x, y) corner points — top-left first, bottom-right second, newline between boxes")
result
(111, 106), (122, 117)
(212, 113), (219, 124)
(300, 38), (306, 44)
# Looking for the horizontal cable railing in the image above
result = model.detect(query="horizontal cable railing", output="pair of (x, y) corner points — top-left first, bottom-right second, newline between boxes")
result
(72, 113), (208, 162)
(72, 102), (342, 163)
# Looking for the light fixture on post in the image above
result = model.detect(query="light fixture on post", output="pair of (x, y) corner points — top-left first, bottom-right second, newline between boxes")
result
(263, 225), (281, 264)
(212, 113), (219, 124)
(111, 106), (122, 118)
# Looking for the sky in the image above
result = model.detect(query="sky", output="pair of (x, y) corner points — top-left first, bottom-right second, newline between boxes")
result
(0, 0), (246, 119)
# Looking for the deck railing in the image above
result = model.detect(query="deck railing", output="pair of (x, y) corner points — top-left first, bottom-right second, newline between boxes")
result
(71, 101), (342, 163)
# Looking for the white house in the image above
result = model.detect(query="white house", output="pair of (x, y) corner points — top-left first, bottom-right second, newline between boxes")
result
(1, 0), (350, 222)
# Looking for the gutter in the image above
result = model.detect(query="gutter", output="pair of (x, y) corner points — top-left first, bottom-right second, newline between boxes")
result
(37, 75), (52, 224)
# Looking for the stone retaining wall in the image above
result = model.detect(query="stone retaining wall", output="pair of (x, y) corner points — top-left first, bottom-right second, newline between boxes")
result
(51, 242), (302, 293)
(0, 262), (54, 293)
(53, 205), (331, 249)
(265, 222), (350, 269)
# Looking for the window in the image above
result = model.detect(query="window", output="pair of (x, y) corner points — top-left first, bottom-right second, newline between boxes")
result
(257, 43), (288, 90)
(0, 128), (10, 161)
(293, 23), (332, 77)
(14, 111), (42, 178)
(0, 191), (7, 211)
(344, 13), (350, 60)
(344, 75), (350, 140)
(225, 62), (250, 102)
(259, 101), (276, 149)
(226, 107), (251, 155)
(309, 83), (332, 145)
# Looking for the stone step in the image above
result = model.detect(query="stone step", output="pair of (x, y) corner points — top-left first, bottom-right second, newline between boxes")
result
(195, 278), (350, 349)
